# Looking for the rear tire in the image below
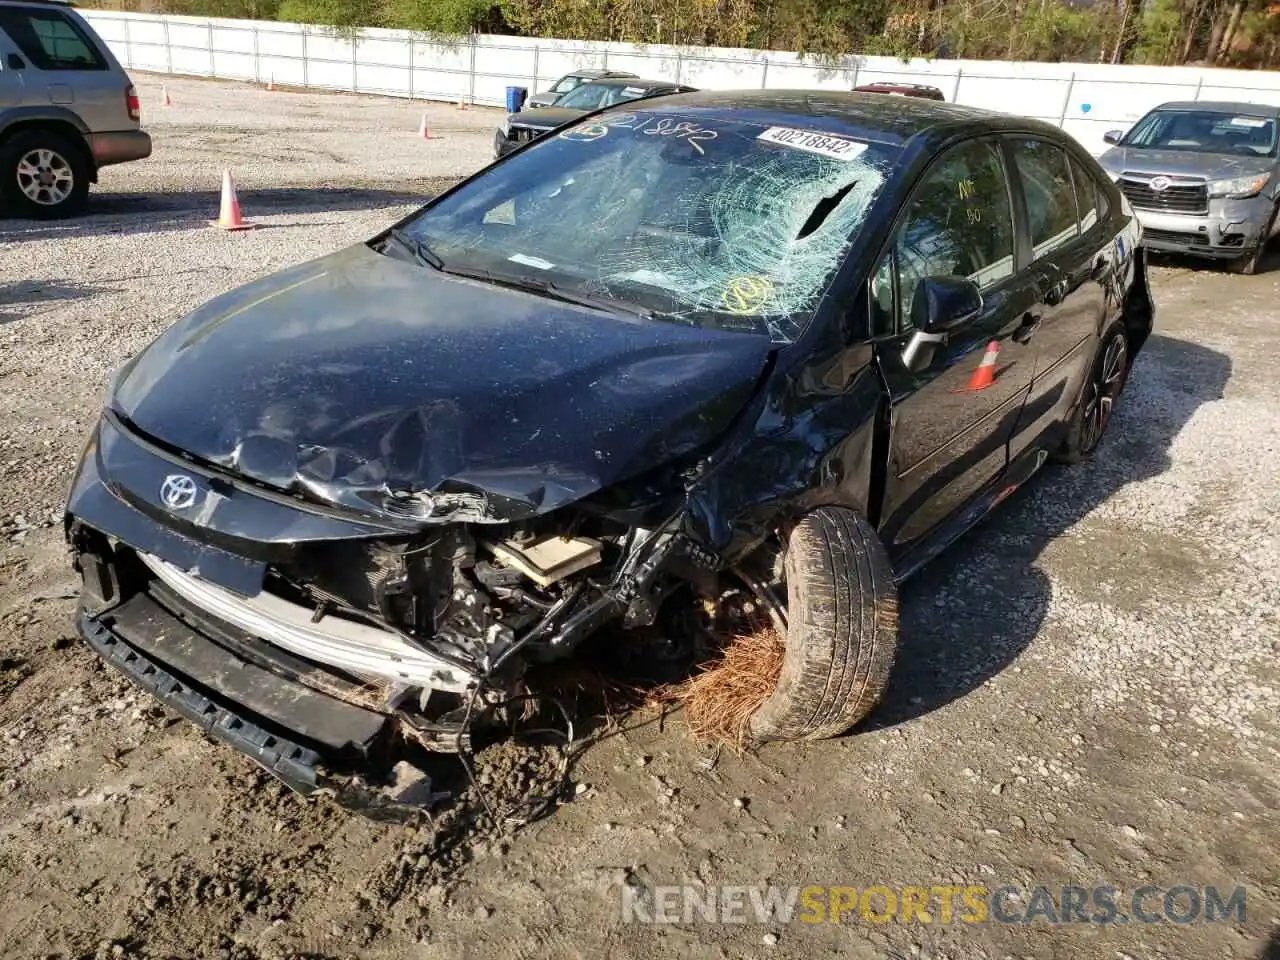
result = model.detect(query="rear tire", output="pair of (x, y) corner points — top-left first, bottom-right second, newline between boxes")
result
(748, 507), (898, 742)
(1056, 321), (1129, 464)
(0, 128), (90, 219)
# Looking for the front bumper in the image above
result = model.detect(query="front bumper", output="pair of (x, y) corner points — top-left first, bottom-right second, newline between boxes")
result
(493, 129), (519, 158)
(1133, 194), (1276, 258)
(65, 415), (475, 804)
(85, 129), (152, 169)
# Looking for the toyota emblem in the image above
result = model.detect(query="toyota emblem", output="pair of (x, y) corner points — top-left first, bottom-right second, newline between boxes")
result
(160, 474), (198, 510)
(1149, 176), (1172, 192)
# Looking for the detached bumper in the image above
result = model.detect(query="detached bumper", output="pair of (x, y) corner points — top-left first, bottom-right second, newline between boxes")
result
(85, 129), (152, 169)
(1134, 195), (1275, 258)
(493, 129), (519, 158)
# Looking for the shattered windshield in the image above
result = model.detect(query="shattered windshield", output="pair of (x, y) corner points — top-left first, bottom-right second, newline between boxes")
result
(399, 109), (894, 343)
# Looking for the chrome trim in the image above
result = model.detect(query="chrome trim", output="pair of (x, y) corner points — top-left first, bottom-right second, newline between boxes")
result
(140, 553), (475, 692)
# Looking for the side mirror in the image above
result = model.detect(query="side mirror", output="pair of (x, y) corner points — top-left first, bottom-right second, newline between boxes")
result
(1102, 129), (1124, 146)
(902, 276), (982, 371)
(911, 275), (982, 333)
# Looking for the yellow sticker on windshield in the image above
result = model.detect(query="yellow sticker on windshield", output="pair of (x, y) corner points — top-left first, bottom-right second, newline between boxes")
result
(721, 276), (775, 315)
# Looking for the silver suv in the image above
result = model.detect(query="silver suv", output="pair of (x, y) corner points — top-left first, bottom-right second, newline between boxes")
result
(0, 0), (150, 218)
(1097, 101), (1280, 274)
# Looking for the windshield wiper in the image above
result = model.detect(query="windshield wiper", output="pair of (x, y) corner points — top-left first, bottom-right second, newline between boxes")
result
(383, 228), (444, 270)
(442, 264), (654, 320)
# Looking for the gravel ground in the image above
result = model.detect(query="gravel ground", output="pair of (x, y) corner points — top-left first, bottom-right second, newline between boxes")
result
(1, 74), (1278, 960)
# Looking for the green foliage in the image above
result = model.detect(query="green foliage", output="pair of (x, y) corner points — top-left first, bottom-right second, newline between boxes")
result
(97, 0), (1280, 68)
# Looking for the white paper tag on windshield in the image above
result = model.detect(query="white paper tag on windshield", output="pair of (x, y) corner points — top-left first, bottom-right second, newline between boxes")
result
(509, 253), (554, 270)
(1230, 116), (1268, 128)
(756, 127), (868, 160)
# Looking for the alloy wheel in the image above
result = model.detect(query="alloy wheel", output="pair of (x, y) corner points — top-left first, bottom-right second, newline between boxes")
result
(1081, 333), (1128, 453)
(16, 148), (75, 207)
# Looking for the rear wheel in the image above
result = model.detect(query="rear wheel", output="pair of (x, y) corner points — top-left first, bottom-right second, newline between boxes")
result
(0, 128), (90, 219)
(1056, 321), (1129, 464)
(748, 507), (899, 742)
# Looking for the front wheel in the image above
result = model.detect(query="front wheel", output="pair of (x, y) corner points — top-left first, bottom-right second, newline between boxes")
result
(1056, 321), (1129, 464)
(1229, 204), (1278, 276)
(0, 129), (90, 219)
(748, 507), (899, 742)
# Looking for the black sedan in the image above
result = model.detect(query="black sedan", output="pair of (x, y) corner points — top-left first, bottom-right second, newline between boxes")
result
(66, 91), (1152, 809)
(492, 77), (695, 157)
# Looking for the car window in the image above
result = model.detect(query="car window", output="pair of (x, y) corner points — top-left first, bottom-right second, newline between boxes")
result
(554, 84), (637, 110)
(1067, 155), (1101, 233)
(0, 8), (106, 71)
(893, 139), (1015, 328)
(552, 76), (582, 94)
(1010, 139), (1079, 260)
(401, 109), (898, 343)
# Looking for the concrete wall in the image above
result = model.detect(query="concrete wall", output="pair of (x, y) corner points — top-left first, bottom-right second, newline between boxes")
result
(81, 9), (1280, 155)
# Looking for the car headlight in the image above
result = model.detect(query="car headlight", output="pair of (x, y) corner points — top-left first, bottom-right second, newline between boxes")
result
(1208, 172), (1271, 199)
(498, 116), (512, 137)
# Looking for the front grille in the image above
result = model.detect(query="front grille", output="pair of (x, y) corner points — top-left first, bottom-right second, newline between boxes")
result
(1119, 176), (1208, 215)
(510, 126), (547, 143)
(1141, 228), (1209, 247)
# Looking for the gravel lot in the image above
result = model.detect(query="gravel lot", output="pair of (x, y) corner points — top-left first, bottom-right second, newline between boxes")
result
(1, 74), (1278, 960)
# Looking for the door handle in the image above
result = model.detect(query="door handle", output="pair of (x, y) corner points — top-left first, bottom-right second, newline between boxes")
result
(1012, 312), (1041, 345)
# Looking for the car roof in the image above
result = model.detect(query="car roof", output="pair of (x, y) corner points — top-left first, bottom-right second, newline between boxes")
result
(620, 88), (1055, 147)
(584, 77), (679, 90)
(571, 69), (638, 79)
(1152, 101), (1280, 116)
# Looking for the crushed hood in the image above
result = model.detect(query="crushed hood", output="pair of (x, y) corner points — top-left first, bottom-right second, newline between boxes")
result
(1097, 146), (1275, 181)
(111, 244), (772, 522)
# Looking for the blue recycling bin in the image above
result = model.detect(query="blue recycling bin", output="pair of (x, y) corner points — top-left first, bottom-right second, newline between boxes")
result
(506, 86), (528, 113)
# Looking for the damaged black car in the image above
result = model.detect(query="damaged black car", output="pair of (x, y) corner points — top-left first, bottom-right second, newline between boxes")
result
(65, 90), (1153, 809)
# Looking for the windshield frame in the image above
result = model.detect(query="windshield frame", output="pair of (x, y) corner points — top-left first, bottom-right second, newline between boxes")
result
(373, 100), (901, 347)
(1122, 108), (1279, 158)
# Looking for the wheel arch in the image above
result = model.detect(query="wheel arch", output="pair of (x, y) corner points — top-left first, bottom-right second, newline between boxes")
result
(0, 113), (97, 181)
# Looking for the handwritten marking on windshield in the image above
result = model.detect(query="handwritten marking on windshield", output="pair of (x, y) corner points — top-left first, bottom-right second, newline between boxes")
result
(590, 113), (720, 154)
(720, 276), (775, 314)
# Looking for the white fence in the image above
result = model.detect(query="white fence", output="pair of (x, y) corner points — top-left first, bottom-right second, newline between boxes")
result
(81, 9), (1280, 155)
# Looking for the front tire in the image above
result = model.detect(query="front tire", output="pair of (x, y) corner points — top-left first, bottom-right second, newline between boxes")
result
(1056, 321), (1129, 464)
(0, 128), (90, 219)
(1229, 203), (1278, 276)
(748, 507), (899, 742)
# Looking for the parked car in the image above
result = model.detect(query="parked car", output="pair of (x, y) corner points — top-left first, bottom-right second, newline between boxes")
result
(525, 68), (639, 110)
(65, 90), (1151, 811)
(854, 81), (946, 101)
(0, 0), (150, 217)
(493, 77), (695, 157)
(1096, 101), (1280, 274)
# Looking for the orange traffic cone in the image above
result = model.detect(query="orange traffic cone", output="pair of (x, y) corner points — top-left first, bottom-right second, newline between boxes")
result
(267, 74), (276, 92)
(161, 84), (172, 108)
(456, 96), (468, 111)
(418, 112), (430, 140)
(962, 341), (999, 391)
(212, 170), (254, 231)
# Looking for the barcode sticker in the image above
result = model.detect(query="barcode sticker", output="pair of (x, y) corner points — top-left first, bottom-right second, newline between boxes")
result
(756, 127), (868, 161)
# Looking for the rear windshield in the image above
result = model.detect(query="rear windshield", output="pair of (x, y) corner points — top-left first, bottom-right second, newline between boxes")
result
(1124, 109), (1278, 157)
(400, 109), (897, 343)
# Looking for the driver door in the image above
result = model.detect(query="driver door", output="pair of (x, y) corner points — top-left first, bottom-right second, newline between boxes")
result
(871, 137), (1041, 559)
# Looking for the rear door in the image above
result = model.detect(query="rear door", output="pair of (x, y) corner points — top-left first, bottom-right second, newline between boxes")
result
(1003, 138), (1111, 460)
(872, 137), (1041, 557)
(0, 4), (123, 129)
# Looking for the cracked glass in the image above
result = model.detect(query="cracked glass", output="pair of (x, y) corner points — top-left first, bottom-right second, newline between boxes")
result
(402, 109), (897, 343)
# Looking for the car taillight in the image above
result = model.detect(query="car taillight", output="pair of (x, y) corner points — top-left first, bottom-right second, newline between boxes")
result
(126, 84), (140, 121)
